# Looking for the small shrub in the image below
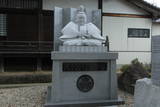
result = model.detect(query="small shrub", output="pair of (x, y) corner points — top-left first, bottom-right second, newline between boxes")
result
(120, 64), (130, 73)
(118, 58), (150, 94)
(0, 72), (52, 84)
(143, 63), (151, 73)
(131, 58), (142, 65)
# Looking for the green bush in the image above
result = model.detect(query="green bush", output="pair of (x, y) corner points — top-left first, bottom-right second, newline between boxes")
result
(120, 64), (130, 73)
(143, 63), (151, 73)
(0, 72), (52, 84)
(118, 58), (151, 94)
(120, 58), (151, 73)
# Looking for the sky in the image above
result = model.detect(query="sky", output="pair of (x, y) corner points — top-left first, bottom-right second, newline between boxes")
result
(144, 0), (160, 7)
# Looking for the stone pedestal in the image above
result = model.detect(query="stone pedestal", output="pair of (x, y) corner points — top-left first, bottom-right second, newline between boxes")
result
(45, 47), (124, 107)
(134, 78), (160, 107)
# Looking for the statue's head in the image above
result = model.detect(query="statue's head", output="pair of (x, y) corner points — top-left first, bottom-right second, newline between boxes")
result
(75, 5), (87, 25)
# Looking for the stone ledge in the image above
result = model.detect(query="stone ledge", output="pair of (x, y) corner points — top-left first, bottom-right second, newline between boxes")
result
(51, 52), (118, 61)
(45, 86), (124, 107)
(59, 46), (108, 53)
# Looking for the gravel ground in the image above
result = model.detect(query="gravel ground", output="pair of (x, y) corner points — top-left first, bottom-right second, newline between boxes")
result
(118, 90), (134, 107)
(0, 85), (133, 107)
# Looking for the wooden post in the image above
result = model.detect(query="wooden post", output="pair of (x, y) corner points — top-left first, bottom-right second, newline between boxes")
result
(0, 58), (4, 72)
(98, 0), (103, 34)
(98, 0), (103, 9)
(37, 58), (42, 71)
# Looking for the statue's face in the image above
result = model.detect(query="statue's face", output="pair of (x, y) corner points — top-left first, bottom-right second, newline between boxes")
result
(76, 13), (87, 25)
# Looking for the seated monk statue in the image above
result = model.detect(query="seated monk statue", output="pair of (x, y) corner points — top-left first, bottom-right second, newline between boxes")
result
(59, 5), (105, 46)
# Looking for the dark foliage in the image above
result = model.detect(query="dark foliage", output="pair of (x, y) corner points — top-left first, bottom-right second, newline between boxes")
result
(0, 72), (52, 84)
(118, 59), (150, 94)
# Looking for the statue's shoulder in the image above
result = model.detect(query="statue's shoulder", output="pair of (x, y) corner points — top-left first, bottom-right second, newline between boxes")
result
(87, 23), (99, 29)
(62, 21), (76, 32)
(66, 21), (76, 26)
(87, 23), (100, 33)
(63, 21), (76, 29)
(87, 22), (96, 26)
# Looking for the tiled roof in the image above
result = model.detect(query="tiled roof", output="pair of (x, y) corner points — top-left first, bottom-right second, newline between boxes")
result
(126, 0), (160, 18)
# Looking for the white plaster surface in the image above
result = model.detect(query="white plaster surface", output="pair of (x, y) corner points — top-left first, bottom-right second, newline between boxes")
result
(103, 0), (149, 15)
(43, 0), (98, 10)
(103, 16), (152, 52)
(152, 23), (160, 36)
(117, 52), (151, 65)
(134, 78), (160, 107)
(103, 16), (152, 65)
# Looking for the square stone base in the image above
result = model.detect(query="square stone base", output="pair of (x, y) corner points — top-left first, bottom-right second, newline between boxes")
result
(134, 78), (160, 107)
(44, 86), (124, 107)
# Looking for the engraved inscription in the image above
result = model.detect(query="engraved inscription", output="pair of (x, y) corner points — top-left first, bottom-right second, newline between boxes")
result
(63, 62), (107, 72)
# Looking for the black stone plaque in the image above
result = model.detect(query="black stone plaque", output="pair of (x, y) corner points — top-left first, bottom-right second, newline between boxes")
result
(63, 62), (107, 72)
(77, 75), (94, 92)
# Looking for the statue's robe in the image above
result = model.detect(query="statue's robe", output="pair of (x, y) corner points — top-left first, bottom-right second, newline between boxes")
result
(60, 22), (105, 46)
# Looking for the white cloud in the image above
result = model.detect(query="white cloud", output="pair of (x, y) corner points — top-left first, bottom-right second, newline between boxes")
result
(144, 0), (160, 7)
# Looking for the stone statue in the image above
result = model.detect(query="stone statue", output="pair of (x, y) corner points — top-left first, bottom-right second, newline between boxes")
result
(59, 5), (105, 46)
(45, 6), (121, 107)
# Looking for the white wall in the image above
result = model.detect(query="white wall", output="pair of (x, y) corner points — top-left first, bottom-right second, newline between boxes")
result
(102, 0), (153, 65)
(43, 0), (98, 10)
(117, 52), (151, 65)
(103, 16), (152, 64)
(103, 0), (149, 15)
(103, 16), (152, 51)
(152, 23), (160, 36)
